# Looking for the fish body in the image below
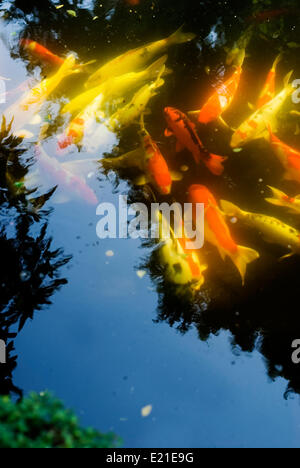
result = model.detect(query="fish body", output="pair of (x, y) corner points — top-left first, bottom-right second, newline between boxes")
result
(257, 54), (282, 108)
(197, 66), (242, 124)
(58, 94), (104, 149)
(20, 39), (64, 67)
(220, 199), (300, 256)
(108, 66), (165, 131)
(231, 71), (294, 148)
(164, 107), (226, 175)
(188, 185), (259, 283)
(158, 212), (207, 290)
(85, 26), (195, 88)
(265, 186), (300, 214)
(101, 123), (179, 195)
(268, 126), (300, 183)
(62, 55), (167, 115)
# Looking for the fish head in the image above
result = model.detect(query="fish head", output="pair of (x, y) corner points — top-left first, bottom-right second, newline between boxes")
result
(188, 184), (214, 206)
(164, 107), (182, 126)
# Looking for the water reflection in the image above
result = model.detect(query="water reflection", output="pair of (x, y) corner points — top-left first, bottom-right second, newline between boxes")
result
(0, 0), (300, 403)
(0, 119), (71, 395)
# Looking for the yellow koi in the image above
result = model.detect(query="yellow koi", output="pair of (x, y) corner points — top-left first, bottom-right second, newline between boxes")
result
(62, 55), (168, 115)
(221, 199), (300, 258)
(108, 65), (165, 131)
(85, 25), (196, 88)
(231, 70), (294, 148)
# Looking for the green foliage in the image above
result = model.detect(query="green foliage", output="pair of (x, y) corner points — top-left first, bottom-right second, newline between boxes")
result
(0, 392), (121, 448)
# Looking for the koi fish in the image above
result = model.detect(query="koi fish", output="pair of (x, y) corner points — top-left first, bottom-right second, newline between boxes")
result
(102, 120), (181, 195)
(164, 107), (226, 175)
(85, 25), (195, 88)
(190, 66), (242, 124)
(58, 94), (104, 149)
(220, 199), (300, 259)
(231, 70), (294, 148)
(188, 185), (259, 283)
(157, 211), (207, 291)
(267, 125), (300, 184)
(33, 143), (98, 205)
(108, 65), (165, 131)
(257, 54), (282, 109)
(62, 55), (167, 115)
(20, 39), (64, 67)
(20, 39), (96, 71)
(4, 54), (78, 133)
(265, 186), (300, 215)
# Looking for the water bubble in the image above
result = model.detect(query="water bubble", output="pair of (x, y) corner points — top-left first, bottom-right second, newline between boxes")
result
(20, 271), (31, 282)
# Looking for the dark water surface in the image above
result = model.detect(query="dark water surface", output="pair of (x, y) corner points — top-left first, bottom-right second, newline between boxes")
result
(1, 0), (300, 448)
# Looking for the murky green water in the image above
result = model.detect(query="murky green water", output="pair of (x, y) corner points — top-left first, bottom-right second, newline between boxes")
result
(1, 0), (300, 448)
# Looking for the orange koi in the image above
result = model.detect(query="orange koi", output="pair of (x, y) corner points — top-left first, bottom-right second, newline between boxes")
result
(257, 54), (282, 109)
(20, 39), (64, 67)
(196, 66), (242, 124)
(164, 107), (226, 175)
(188, 185), (259, 283)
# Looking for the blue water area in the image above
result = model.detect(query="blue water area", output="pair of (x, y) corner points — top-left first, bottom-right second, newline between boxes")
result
(1, 0), (300, 448)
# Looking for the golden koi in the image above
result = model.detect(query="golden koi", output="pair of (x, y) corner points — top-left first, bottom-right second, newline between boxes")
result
(62, 55), (167, 115)
(157, 211), (207, 291)
(231, 70), (294, 148)
(85, 25), (196, 88)
(220, 199), (300, 259)
(108, 65), (165, 131)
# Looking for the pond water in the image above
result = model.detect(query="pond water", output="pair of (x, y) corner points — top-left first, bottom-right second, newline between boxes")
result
(1, 0), (300, 448)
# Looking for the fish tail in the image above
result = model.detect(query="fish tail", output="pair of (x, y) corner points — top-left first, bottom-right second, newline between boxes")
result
(272, 52), (283, 71)
(167, 25), (196, 45)
(283, 69), (294, 94)
(265, 186), (290, 207)
(220, 200), (246, 219)
(229, 245), (259, 285)
(204, 153), (226, 176)
(146, 55), (168, 80)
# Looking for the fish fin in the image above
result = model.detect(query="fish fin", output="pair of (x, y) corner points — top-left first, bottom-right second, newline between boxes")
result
(248, 102), (255, 111)
(163, 67), (173, 76)
(220, 200), (245, 219)
(167, 25), (196, 46)
(283, 69), (294, 93)
(229, 245), (260, 285)
(188, 110), (200, 118)
(165, 128), (173, 137)
(279, 252), (295, 261)
(175, 140), (185, 153)
(146, 55), (168, 80)
(265, 186), (288, 207)
(170, 170), (183, 181)
(205, 153), (227, 176)
(101, 148), (143, 171)
(133, 174), (149, 186)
